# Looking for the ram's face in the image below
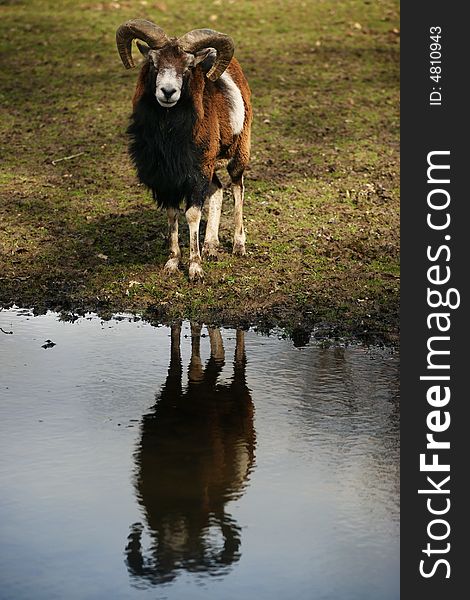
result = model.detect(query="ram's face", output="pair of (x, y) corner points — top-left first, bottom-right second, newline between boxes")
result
(138, 42), (212, 108)
(149, 48), (190, 107)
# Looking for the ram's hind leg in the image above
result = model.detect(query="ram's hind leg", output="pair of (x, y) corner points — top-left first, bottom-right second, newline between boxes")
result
(164, 208), (181, 274)
(231, 176), (246, 256)
(228, 130), (250, 256)
(202, 174), (223, 260)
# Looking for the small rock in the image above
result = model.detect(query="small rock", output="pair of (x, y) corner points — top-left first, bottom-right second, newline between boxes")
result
(42, 339), (56, 349)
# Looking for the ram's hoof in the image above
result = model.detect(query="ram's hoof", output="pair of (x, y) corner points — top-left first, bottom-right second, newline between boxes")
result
(163, 258), (180, 274)
(202, 242), (220, 260)
(189, 262), (204, 281)
(232, 242), (246, 256)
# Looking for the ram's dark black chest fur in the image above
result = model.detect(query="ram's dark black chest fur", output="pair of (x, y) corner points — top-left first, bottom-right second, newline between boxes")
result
(127, 90), (207, 209)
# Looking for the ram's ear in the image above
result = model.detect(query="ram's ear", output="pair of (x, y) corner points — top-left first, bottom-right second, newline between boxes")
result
(136, 41), (151, 58)
(193, 47), (216, 69)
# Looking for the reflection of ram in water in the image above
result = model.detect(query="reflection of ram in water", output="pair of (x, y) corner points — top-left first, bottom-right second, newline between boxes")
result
(125, 324), (256, 585)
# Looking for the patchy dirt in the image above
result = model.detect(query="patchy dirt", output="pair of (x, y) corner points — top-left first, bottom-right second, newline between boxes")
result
(0, 0), (399, 344)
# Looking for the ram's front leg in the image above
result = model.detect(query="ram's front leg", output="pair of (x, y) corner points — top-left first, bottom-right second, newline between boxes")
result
(185, 204), (204, 281)
(164, 208), (181, 274)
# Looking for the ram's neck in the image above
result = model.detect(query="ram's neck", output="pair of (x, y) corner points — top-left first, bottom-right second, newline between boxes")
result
(188, 68), (206, 122)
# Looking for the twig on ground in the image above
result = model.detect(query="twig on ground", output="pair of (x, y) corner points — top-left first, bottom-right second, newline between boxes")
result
(51, 152), (85, 166)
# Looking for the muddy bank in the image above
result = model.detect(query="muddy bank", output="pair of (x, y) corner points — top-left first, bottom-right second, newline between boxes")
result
(1, 293), (398, 346)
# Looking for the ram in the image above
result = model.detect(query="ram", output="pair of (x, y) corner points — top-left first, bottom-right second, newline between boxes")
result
(116, 19), (252, 280)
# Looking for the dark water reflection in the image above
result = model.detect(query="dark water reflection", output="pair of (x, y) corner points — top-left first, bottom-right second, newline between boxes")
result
(0, 309), (399, 600)
(126, 325), (255, 585)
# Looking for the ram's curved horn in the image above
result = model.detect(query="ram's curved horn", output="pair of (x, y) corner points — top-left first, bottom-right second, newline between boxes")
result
(178, 29), (234, 81)
(116, 19), (169, 69)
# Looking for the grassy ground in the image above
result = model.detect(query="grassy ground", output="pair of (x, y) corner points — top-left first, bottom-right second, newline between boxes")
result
(0, 0), (399, 342)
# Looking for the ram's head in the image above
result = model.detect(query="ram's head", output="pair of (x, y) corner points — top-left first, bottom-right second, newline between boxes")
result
(116, 19), (234, 107)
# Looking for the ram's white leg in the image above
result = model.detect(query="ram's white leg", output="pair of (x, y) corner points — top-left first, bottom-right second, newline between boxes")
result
(232, 177), (246, 256)
(203, 181), (223, 259)
(164, 208), (181, 274)
(186, 205), (204, 281)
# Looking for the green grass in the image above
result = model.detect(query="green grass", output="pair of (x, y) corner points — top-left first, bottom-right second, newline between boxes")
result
(0, 0), (399, 342)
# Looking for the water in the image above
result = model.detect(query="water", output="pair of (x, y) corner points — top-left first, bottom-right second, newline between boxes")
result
(0, 308), (399, 600)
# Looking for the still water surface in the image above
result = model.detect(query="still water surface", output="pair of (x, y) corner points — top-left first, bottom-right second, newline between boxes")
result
(0, 309), (399, 600)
